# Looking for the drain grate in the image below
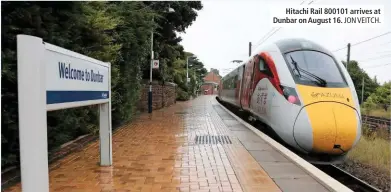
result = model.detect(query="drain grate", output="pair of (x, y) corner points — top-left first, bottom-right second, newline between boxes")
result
(195, 135), (232, 145)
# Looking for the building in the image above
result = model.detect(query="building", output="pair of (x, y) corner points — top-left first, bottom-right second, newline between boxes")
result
(200, 68), (221, 95)
(210, 68), (220, 76)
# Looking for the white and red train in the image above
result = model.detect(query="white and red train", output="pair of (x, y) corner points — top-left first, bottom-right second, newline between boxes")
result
(217, 38), (362, 164)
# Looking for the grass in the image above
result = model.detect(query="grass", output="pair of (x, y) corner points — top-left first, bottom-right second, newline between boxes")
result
(347, 125), (390, 173)
(361, 107), (390, 119)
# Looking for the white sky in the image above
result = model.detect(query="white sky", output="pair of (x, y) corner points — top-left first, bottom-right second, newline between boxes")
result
(179, 0), (391, 84)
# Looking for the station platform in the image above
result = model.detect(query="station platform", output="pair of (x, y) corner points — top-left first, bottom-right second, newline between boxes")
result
(6, 95), (345, 192)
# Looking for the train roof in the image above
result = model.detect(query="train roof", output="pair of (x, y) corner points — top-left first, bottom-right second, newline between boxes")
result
(221, 38), (333, 80)
(274, 38), (334, 56)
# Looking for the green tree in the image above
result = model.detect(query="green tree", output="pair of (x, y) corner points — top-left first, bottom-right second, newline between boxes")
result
(364, 82), (391, 111)
(185, 52), (207, 96)
(108, 1), (154, 122)
(344, 60), (380, 104)
(140, 2), (203, 80)
(1, 1), (204, 169)
(1, 1), (121, 167)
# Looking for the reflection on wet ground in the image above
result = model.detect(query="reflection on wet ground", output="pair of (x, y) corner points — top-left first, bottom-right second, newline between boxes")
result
(6, 96), (281, 192)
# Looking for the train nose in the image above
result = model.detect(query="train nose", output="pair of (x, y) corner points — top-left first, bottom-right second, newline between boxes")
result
(293, 102), (361, 154)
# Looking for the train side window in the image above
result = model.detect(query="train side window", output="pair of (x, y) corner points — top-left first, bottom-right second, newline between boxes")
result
(259, 58), (273, 77)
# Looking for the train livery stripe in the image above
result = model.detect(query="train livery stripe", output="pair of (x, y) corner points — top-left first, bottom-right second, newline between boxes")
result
(296, 85), (358, 154)
(260, 52), (283, 94)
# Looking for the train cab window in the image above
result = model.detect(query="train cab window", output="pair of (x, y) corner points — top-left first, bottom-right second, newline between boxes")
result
(258, 58), (273, 77)
(284, 50), (348, 87)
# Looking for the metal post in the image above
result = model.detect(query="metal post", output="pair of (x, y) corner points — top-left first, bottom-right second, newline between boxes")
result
(186, 57), (189, 87)
(193, 70), (196, 96)
(100, 62), (112, 166)
(17, 34), (49, 192)
(361, 76), (365, 105)
(148, 16), (154, 113)
(346, 43), (351, 70)
(249, 42), (252, 56)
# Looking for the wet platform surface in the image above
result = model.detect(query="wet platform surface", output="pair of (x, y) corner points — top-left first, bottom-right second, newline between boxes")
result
(6, 95), (330, 192)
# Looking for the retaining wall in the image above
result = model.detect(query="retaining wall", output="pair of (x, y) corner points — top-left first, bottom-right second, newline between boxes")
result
(137, 81), (177, 112)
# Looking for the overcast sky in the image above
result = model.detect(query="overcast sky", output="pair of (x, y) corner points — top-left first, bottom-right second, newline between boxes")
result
(179, 0), (391, 84)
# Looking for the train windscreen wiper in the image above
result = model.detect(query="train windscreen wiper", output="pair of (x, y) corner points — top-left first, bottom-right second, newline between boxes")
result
(289, 56), (327, 87)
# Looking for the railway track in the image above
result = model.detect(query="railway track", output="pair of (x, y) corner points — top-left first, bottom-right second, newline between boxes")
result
(216, 98), (383, 192)
(362, 115), (390, 123)
(315, 164), (382, 192)
(362, 115), (390, 130)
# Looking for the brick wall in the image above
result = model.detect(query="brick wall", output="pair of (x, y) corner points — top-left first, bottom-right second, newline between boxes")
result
(137, 81), (177, 112)
(201, 71), (221, 95)
(203, 71), (221, 83)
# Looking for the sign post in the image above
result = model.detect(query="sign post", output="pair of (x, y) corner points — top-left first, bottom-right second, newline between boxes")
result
(17, 34), (112, 192)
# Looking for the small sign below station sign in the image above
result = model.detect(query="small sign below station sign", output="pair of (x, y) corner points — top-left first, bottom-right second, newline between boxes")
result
(152, 60), (159, 69)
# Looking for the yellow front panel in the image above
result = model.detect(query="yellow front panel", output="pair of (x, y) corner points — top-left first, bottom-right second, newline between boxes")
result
(296, 85), (357, 154)
(305, 103), (337, 153)
(296, 85), (355, 108)
(333, 104), (358, 152)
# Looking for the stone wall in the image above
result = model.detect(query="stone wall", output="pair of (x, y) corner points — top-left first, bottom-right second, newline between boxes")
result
(137, 81), (177, 112)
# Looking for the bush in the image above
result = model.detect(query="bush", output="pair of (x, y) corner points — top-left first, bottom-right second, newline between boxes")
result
(1, 1), (204, 169)
(0, 1), (146, 168)
(176, 88), (190, 101)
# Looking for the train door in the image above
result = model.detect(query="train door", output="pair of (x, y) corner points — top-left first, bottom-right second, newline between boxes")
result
(240, 58), (256, 111)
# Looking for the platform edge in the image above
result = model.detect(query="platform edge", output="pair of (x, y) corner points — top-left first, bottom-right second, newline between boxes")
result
(216, 101), (353, 192)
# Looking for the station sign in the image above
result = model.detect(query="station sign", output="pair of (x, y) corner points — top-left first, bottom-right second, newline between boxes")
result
(45, 43), (110, 109)
(17, 34), (112, 192)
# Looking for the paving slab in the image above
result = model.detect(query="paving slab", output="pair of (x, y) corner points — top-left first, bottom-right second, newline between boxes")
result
(273, 177), (331, 192)
(230, 130), (266, 143)
(241, 142), (273, 151)
(223, 119), (246, 128)
(259, 162), (309, 179)
(211, 97), (331, 192)
(5, 95), (291, 192)
(249, 150), (290, 163)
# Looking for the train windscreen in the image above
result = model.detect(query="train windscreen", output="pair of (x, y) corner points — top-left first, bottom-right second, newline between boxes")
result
(284, 50), (348, 87)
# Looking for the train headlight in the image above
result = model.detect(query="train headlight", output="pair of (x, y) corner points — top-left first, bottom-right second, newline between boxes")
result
(280, 85), (301, 106)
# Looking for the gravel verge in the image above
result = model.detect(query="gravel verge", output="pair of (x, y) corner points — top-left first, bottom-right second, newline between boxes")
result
(336, 159), (390, 192)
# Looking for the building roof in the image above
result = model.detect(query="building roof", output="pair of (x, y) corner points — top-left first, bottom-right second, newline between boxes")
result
(203, 81), (219, 85)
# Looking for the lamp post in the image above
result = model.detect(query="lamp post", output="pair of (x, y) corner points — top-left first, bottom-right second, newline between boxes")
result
(148, 6), (175, 113)
(186, 55), (196, 87)
(195, 68), (202, 96)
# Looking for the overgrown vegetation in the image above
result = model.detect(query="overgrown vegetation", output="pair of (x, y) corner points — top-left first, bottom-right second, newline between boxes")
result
(344, 60), (390, 118)
(362, 82), (391, 118)
(344, 60), (380, 103)
(361, 107), (390, 118)
(348, 125), (390, 173)
(343, 60), (390, 173)
(1, 1), (206, 168)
